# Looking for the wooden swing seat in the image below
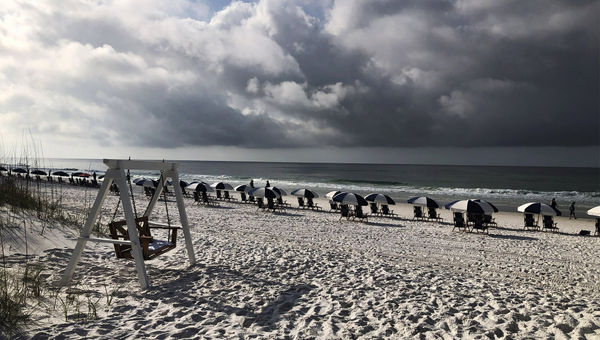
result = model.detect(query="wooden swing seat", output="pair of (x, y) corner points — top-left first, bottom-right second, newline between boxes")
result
(108, 216), (179, 260)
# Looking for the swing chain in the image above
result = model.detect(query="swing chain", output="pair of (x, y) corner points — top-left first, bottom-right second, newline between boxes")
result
(127, 169), (138, 218)
(161, 171), (171, 228)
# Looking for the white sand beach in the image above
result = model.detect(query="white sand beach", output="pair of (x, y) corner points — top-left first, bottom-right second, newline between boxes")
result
(4, 184), (600, 339)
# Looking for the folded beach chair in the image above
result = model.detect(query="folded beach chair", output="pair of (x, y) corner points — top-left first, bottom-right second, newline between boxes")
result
(352, 206), (368, 222)
(413, 206), (423, 220)
(595, 218), (600, 236)
(339, 204), (350, 220)
(381, 205), (397, 217)
(542, 215), (559, 232)
(523, 213), (538, 230)
(452, 212), (467, 231)
(297, 197), (305, 209)
(469, 214), (488, 233)
(216, 190), (222, 200)
(307, 198), (321, 210)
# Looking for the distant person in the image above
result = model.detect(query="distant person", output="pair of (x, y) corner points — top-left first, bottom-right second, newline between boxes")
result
(569, 202), (576, 219)
(250, 179), (254, 188)
(550, 198), (557, 209)
(265, 180), (270, 187)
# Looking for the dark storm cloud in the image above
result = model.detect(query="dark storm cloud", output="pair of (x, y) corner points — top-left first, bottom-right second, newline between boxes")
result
(0, 0), (597, 149)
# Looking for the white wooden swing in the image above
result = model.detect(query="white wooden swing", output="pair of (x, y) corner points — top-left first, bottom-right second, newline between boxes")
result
(60, 159), (196, 289)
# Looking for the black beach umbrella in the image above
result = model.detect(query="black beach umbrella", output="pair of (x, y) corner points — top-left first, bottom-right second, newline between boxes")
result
(408, 196), (440, 208)
(0, 166), (8, 172)
(517, 202), (561, 216)
(248, 187), (280, 199)
(211, 182), (234, 190)
(31, 169), (47, 176)
(291, 188), (319, 199)
(447, 199), (493, 214)
(12, 168), (28, 174)
(333, 192), (368, 206)
(471, 199), (499, 213)
(365, 193), (396, 205)
(52, 171), (70, 177)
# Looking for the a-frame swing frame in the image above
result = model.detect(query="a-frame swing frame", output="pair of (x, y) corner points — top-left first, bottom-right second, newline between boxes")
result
(60, 159), (196, 289)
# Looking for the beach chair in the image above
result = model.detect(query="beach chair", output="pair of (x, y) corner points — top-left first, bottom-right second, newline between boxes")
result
(542, 215), (559, 232)
(413, 206), (423, 220)
(193, 191), (200, 205)
(108, 216), (178, 260)
(452, 212), (467, 231)
(339, 204), (350, 220)
(483, 215), (496, 227)
(428, 207), (442, 221)
(594, 218), (600, 236)
(277, 197), (290, 208)
(370, 203), (380, 216)
(352, 206), (368, 222)
(267, 198), (278, 212)
(216, 190), (222, 200)
(523, 213), (538, 230)
(307, 198), (321, 210)
(256, 197), (265, 211)
(240, 192), (248, 203)
(469, 214), (488, 233)
(329, 200), (338, 212)
(200, 191), (218, 206)
(381, 205), (397, 217)
(297, 197), (305, 209)
(249, 195), (255, 202)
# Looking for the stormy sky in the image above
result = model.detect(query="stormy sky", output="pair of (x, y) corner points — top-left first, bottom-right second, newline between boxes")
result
(0, 0), (598, 165)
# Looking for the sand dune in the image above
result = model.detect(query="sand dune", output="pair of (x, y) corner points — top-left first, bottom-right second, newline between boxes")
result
(4, 186), (599, 339)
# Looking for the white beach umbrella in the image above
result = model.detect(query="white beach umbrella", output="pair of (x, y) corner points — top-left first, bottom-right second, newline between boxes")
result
(517, 202), (560, 216)
(290, 188), (318, 198)
(448, 199), (493, 214)
(407, 196), (440, 208)
(364, 193), (396, 205)
(586, 205), (600, 217)
(211, 182), (234, 191)
(248, 187), (280, 199)
(333, 192), (368, 206)
(326, 191), (341, 200)
(234, 184), (254, 193)
(186, 182), (213, 192)
(266, 186), (287, 196)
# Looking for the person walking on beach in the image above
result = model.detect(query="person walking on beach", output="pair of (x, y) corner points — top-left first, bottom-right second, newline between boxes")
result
(265, 180), (270, 187)
(569, 202), (576, 219)
(550, 198), (557, 209)
(250, 179), (254, 188)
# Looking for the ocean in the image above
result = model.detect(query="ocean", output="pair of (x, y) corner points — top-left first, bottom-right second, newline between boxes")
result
(24, 158), (600, 217)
